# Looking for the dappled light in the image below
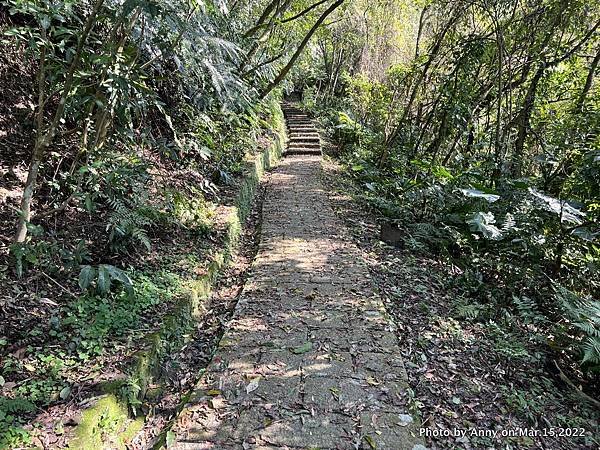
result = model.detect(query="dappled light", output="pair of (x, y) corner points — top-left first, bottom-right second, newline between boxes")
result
(1, 0), (598, 447)
(169, 150), (420, 448)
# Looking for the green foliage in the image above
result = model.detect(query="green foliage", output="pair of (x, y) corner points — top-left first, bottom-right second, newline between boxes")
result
(63, 269), (181, 360)
(9, 235), (91, 278)
(0, 397), (34, 449)
(78, 264), (134, 296)
(120, 377), (143, 415)
(10, 238), (56, 278)
(512, 295), (547, 325)
(302, 0), (600, 381)
(557, 286), (600, 369)
(169, 189), (215, 233)
(106, 197), (153, 253)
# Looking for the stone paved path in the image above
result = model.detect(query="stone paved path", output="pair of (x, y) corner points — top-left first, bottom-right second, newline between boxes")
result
(170, 107), (422, 449)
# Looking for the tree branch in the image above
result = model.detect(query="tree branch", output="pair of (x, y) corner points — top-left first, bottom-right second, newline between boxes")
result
(259, 0), (345, 98)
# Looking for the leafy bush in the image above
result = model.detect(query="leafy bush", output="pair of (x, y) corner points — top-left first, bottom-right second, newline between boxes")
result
(78, 264), (133, 296)
(309, 68), (599, 378)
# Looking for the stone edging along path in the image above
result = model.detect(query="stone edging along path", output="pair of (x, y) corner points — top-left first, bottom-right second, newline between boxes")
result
(66, 116), (287, 450)
(167, 107), (424, 449)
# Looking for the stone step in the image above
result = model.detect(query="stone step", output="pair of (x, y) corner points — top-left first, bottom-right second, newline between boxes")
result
(289, 128), (318, 133)
(289, 134), (320, 140)
(288, 141), (320, 147)
(290, 136), (320, 142)
(284, 106), (321, 157)
(288, 145), (321, 152)
(284, 149), (322, 155)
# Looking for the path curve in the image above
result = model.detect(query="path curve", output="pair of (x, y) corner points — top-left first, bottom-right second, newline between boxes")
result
(170, 106), (423, 449)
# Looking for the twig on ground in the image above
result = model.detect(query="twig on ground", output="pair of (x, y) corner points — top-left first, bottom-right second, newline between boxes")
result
(39, 271), (77, 298)
(553, 360), (600, 409)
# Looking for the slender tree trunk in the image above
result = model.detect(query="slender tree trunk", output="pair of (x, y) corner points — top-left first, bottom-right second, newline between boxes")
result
(319, 40), (332, 84)
(575, 44), (600, 111)
(426, 108), (449, 166)
(414, 5), (428, 60)
(512, 63), (545, 177)
(280, 0), (329, 24)
(492, 12), (504, 178)
(243, 0), (280, 38)
(14, 0), (105, 243)
(241, 51), (285, 78)
(260, 0), (345, 98)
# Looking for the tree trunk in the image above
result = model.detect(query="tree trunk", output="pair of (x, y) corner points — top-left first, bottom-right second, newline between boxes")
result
(492, 11), (504, 176)
(243, 0), (281, 38)
(14, 0), (105, 242)
(379, 5), (462, 167)
(512, 64), (545, 177)
(575, 44), (600, 111)
(260, 0), (345, 98)
(414, 5), (428, 60)
(280, 0), (329, 24)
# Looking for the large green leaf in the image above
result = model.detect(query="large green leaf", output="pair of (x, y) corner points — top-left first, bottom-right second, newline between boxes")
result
(78, 265), (96, 290)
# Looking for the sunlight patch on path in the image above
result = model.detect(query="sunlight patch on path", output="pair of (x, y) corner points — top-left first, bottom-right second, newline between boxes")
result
(169, 109), (423, 449)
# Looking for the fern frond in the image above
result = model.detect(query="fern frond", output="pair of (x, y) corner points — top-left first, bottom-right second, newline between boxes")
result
(582, 336), (600, 364)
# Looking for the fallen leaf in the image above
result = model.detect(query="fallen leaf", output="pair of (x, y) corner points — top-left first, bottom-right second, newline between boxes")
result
(54, 421), (64, 435)
(290, 342), (312, 354)
(40, 298), (59, 306)
(166, 430), (176, 447)
(364, 435), (377, 449)
(366, 376), (381, 386)
(329, 387), (340, 400)
(59, 386), (71, 400)
(246, 377), (261, 394)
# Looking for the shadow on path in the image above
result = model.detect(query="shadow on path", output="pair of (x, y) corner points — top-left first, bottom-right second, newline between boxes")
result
(169, 120), (424, 450)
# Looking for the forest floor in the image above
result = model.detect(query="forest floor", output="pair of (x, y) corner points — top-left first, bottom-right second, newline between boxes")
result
(321, 158), (600, 449)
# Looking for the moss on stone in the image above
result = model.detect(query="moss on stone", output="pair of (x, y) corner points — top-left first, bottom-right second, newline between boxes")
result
(69, 395), (137, 450)
(69, 118), (286, 449)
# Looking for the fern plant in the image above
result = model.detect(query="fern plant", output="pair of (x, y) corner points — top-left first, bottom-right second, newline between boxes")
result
(557, 285), (600, 369)
(106, 197), (152, 253)
(512, 295), (548, 325)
